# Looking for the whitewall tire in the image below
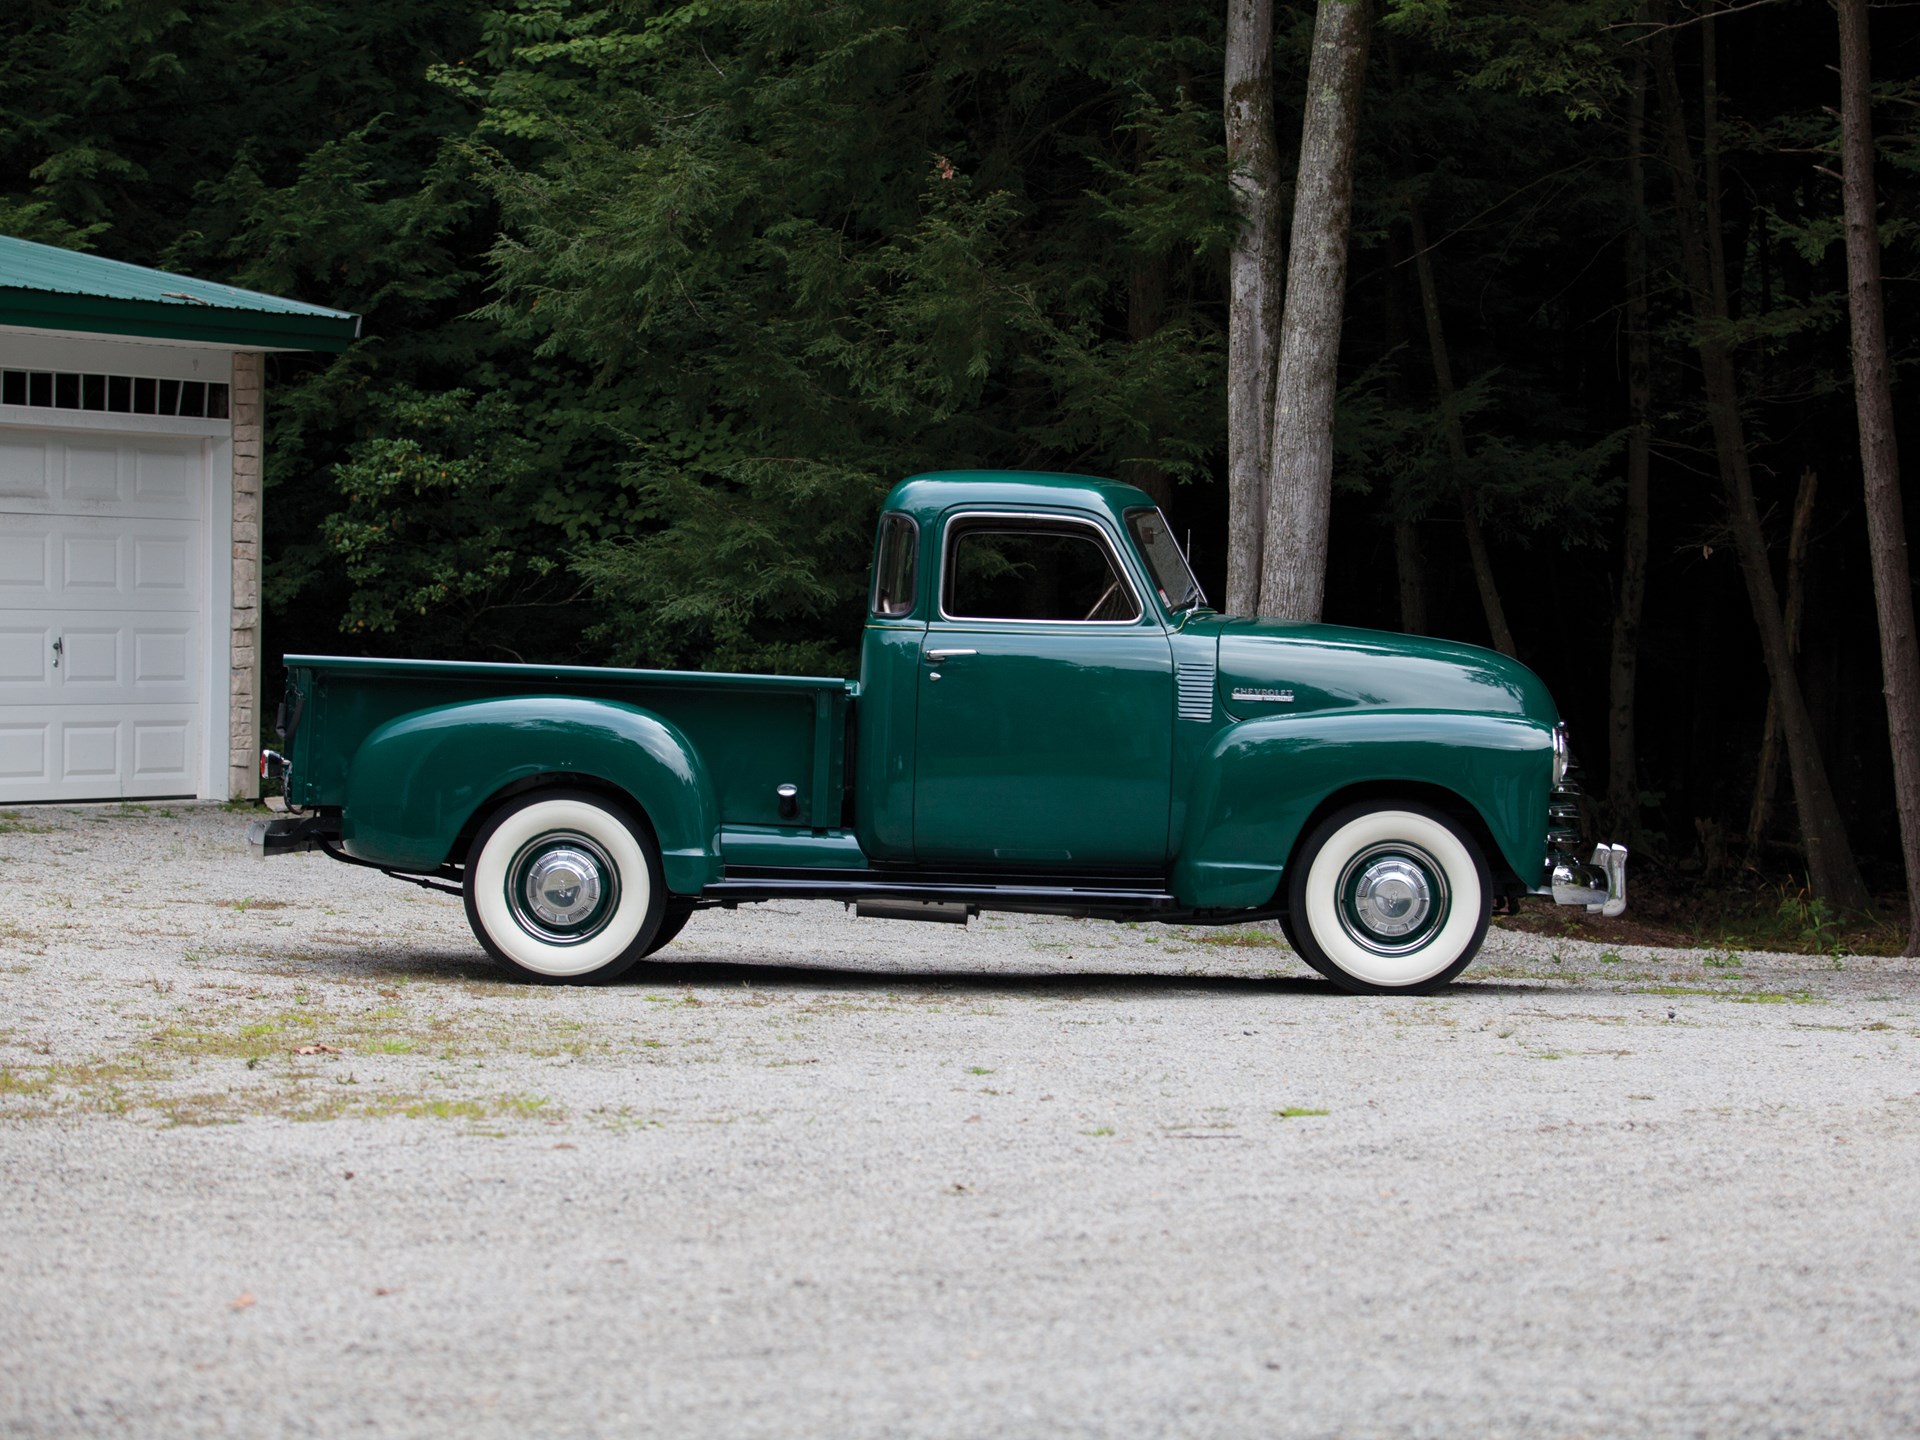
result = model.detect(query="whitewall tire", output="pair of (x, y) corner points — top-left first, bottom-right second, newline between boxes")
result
(1287, 802), (1491, 994)
(463, 790), (665, 984)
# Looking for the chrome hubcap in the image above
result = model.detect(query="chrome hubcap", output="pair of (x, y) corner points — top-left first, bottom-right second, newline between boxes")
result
(524, 848), (602, 926)
(1337, 843), (1449, 955)
(1352, 858), (1431, 937)
(516, 843), (611, 934)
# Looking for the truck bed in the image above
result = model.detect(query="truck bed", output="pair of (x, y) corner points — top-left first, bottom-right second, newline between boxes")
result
(281, 655), (853, 832)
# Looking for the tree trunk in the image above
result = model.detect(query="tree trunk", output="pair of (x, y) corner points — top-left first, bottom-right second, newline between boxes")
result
(1407, 201), (1517, 657)
(1838, 0), (1920, 952)
(1702, 1), (1729, 324)
(1652, 11), (1870, 911)
(1745, 467), (1818, 855)
(1259, 0), (1369, 619)
(1394, 517), (1428, 634)
(1381, 218), (1427, 634)
(1225, 0), (1283, 615)
(1608, 36), (1653, 838)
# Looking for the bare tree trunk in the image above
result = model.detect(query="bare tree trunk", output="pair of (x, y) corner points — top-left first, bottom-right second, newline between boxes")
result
(1652, 11), (1870, 911)
(1225, 0), (1283, 615)
(1608, 37), (1653, 838)
(1746, 467), (1818, 854)
(1259, 0), (1369, 619)
(1407, 202), (1517, 657)
(1838, 0), (1920, 952)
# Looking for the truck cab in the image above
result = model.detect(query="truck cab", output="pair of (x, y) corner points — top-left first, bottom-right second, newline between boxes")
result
(854, 473), (1192, 869)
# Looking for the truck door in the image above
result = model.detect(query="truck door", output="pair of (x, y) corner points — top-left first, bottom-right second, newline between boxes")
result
(913, 511), (1174, 867)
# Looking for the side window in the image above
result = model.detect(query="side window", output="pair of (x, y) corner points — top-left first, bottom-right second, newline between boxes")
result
(944, 521), (1141, 623)
(870, 513), (919, 618)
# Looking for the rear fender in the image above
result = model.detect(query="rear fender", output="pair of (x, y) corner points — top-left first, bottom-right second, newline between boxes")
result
(339, 695), (721, 893)
(1170, 711), (1552, 909)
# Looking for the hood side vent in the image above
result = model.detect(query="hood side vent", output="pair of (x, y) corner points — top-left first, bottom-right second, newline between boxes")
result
(1176, 659), (1214, 722)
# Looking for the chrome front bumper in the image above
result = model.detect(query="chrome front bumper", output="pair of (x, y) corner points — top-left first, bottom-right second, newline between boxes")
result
(1533, 730), (1627, 917)
(1550, 843), (1628, 918)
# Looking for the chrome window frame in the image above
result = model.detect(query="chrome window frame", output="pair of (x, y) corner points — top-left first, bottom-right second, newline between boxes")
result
(936, 510), (1148, 626)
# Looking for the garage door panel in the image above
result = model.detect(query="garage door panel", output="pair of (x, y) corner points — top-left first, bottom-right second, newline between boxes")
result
(0, 626), (50, 685)
(62, 720), (120, 780)
(0, 431), (202, 519)
(60, 627), (121, 687)
(0, 614), (197, 706)
(132, 719), (193, 785)
(133, 534), (194, 601)
(0, 516), (199, 612)
(0, 530), (52, 598)
(134, 446), (197, 508)
(0, 435), (50, 501)
(0, 720), (50, 785)
(134, 630), (190, 686)
(0, 705), (198, 800)
(61, 441), (124, 503)
(64, 533), (122, 594)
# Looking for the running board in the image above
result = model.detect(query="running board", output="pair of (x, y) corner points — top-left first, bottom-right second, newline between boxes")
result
(701, 873), (1181, 918)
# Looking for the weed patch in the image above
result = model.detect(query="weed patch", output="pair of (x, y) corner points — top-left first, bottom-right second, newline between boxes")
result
(1191, 927), (1288, 949)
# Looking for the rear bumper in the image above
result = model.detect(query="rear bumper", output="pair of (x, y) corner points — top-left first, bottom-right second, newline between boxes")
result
(246, 814), (339, 857)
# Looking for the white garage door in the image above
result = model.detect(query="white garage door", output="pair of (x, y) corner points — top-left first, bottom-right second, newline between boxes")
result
(0, 428), (206, 801)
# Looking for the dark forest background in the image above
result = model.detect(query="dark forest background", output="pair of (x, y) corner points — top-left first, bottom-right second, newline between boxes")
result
(5, 0), (1917, 906)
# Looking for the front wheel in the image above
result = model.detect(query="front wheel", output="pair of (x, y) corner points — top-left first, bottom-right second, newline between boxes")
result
(1287, 803), (1490, 995)
(463, 789), (665, 984)
(644, 900), (695, 956)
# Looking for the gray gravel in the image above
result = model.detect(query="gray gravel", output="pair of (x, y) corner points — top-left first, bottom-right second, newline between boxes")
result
(2, 800), (1918, 1438)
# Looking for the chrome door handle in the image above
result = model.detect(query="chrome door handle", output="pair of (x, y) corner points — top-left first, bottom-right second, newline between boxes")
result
(925, 648), (976, 662)
(51, 636), (63, 669)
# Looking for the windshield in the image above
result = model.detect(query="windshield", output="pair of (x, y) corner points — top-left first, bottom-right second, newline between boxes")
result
(1125, 508), (1207, 615)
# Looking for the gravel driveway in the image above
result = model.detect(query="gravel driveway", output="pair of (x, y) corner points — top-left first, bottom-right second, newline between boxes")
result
(2, 801), (1917, 1438)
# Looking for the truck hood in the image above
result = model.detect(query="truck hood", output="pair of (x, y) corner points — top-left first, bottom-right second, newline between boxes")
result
(1186, 615), (1558, 725)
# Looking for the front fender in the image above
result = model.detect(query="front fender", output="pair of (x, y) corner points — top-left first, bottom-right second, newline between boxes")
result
(339, 695), (721, 894)
(1170, 711), (1552, 908)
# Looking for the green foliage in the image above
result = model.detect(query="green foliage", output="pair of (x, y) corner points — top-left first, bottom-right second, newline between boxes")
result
(324, 387), (565, 649)
(3, 0), (1918, 870)
(458, 0), (1233, 670)
(1385, 0), (1638, 120)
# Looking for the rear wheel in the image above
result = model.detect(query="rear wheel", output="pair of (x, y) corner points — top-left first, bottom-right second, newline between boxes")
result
(1287, 802), (1490, 995)
(463, 790), (664, 984)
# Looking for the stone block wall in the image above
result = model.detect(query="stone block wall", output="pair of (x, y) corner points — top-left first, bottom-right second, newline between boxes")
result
(229, 351), (262, 799)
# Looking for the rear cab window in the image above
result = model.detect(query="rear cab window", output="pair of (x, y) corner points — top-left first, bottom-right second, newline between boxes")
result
(870, 513), (919, 618)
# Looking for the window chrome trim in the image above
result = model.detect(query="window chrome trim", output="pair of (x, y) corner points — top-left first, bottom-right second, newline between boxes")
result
(936, 509), (1150, 626)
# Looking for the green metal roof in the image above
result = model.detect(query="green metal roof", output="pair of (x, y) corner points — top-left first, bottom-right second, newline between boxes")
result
(0, 235), (360, 352)
(884, 469), (1157, 526)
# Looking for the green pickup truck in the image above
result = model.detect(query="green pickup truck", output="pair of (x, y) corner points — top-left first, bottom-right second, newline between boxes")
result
(250, 470), (1625, 994)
